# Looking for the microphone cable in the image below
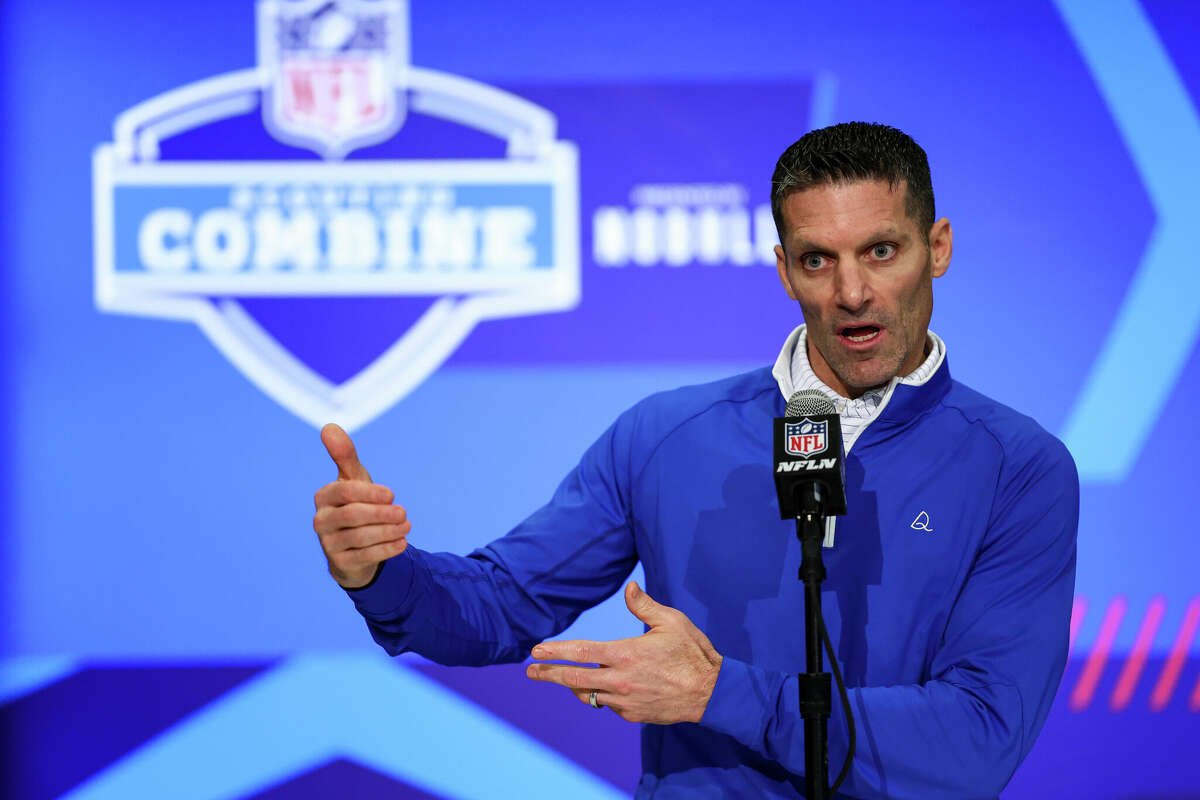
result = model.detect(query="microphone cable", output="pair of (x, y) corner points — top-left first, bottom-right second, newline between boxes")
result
(820, 607), (856, 795)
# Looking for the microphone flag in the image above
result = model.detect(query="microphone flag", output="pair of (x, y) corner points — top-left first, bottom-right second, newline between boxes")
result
(773, 413), (848, 519)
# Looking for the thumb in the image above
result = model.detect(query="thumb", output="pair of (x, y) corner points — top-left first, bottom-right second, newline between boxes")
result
(320, 423), (372, 482)
(625, 581), (672, 628)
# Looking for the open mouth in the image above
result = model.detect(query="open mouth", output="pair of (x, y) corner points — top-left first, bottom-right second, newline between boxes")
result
(840, 325), (881, 344)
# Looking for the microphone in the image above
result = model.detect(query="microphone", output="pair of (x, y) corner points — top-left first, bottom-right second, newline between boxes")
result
(773, 390), (847, 519)
(774, 390), (857, 798)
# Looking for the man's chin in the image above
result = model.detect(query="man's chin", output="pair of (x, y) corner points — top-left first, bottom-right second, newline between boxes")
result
(834, 362), (900, 396)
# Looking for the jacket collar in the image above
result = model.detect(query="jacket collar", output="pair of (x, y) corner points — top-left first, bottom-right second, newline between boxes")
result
(867, 351), (952, 435)
(770, 324), (952, 450)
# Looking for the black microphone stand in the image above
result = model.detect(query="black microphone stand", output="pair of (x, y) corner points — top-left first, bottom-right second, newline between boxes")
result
(796, 481), (832, 799)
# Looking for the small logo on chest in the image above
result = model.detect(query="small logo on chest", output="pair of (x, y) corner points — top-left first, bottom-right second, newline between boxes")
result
(910, 511), (934, 533)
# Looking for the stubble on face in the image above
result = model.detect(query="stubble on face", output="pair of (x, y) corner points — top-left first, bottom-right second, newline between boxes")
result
(804, 253), (933, 396)
(774, 180), (947, 399)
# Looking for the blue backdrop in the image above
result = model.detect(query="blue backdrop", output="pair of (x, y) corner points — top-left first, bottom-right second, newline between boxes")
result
(2, 1), (1198, 797)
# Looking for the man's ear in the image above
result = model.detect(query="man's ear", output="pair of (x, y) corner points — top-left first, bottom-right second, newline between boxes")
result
(929, 218), (952, 278)
(775, 244), (798, 300)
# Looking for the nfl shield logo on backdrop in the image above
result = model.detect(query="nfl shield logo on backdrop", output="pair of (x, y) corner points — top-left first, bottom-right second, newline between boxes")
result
(260, 0), (408, 159)
(785, 419), (828, 457)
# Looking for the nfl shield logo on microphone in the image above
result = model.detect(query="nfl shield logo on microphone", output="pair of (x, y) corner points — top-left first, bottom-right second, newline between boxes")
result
(785, 419), (828, 458)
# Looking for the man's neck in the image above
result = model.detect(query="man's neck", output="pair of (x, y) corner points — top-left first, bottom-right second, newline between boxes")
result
(805, 333), (934, 399)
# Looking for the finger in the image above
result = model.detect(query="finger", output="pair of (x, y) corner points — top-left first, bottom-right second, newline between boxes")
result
(315, 502), (408, 533)
(315, 480), (394, 509)
(571, 688), (616, 710)
(625, 581), (675, 628)
(524, 662), (606, 691)
(321, 423), (372, 482)
(530, 639), (613, 665)
(330, 537), (408, 570)
(323, 522), (410, 552)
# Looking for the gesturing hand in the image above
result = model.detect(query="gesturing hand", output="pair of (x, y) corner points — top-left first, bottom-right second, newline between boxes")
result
(526, 582), (723, 725)
(313, 423), (410, 589)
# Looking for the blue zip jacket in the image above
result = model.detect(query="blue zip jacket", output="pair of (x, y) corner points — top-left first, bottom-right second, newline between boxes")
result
(346, 355), (1079, 798)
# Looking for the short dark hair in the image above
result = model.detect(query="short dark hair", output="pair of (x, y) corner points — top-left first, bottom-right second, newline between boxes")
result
(770, 121), (935, 245)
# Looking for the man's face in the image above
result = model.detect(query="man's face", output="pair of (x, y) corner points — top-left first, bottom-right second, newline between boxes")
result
(774, 179), (952, 398)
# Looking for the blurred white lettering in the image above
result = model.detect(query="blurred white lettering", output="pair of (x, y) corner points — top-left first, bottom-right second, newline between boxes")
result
(139, 208), (192, 271)
(133, 191), (539, 274)
(328, 208), (380, 271)
(193, 209), (250, 272)
(254, 208), (320, 271)
(480, 207), (536, 269)
(590, 183), (777, 268)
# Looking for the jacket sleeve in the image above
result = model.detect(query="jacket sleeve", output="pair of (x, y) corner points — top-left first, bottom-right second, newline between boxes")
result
(341, 412), (640, 666)
(700, 436), (1080, 799)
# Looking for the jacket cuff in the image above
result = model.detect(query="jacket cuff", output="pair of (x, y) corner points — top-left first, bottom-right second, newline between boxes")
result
(343, 548), (421, 620)
(699, 655), (776, 750)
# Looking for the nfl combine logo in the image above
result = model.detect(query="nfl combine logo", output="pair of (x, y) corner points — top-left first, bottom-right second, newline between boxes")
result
(92, 0), (579, 432)
(785, 419), (828, 457)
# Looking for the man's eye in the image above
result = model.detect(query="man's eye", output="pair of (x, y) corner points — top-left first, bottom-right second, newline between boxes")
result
(802, 254), (828, 270)
(871, 243), (897, 259)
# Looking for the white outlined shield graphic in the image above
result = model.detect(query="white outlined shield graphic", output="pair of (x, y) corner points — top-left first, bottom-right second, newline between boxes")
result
(93, 2), (579, 433)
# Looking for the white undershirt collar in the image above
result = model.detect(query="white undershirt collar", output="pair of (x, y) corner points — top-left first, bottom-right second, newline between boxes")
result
(771, 324), (946, 453)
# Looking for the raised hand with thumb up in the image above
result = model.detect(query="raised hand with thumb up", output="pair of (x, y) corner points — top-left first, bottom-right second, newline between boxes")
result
(313, 423), (411, 589)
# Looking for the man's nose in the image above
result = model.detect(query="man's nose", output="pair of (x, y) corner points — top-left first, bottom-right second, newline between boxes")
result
(833, 260), (871, 312)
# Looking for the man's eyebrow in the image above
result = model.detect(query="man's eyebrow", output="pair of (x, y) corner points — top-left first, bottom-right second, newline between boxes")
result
(789, 229), (912, 252)
(788, 237), (833, 254)
(862, 228), (910, 245)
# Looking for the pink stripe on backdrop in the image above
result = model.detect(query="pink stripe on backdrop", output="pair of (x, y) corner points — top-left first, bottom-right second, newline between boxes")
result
(1069, 595), (1087, 658)
(1191, 670), (1200, 712)
(1150, 597), (1200, 711)
(1070, 596), (1127, 712)
(1109, 595), (1166, 711)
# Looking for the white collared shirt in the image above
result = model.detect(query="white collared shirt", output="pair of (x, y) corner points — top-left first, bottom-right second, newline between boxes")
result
(771, 325), (945, 452)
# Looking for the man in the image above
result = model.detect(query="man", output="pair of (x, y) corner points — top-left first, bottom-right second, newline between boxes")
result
(312, 122), (1079, 798)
